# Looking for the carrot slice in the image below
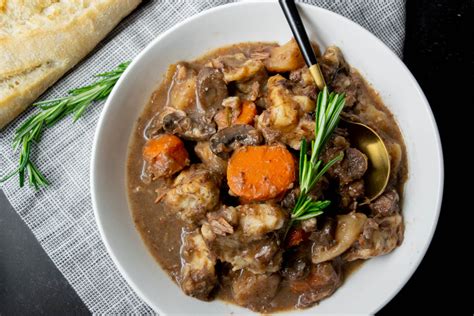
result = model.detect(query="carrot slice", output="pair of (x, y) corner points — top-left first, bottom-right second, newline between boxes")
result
(143, 134), (189, 178)
(227, 145), (296, 201)
(233, 100), (257, 125)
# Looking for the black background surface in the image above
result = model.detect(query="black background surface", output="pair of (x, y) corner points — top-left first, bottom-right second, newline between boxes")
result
(0, 0), (469, 314)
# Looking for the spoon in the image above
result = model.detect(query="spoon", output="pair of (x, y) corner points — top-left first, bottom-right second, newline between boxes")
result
(279, 0), (390, 202)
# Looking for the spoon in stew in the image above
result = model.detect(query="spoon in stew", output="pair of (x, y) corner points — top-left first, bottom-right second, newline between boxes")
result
(279, 0), (390, 202)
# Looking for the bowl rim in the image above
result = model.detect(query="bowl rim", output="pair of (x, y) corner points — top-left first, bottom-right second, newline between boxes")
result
(91, 1), (444, 314)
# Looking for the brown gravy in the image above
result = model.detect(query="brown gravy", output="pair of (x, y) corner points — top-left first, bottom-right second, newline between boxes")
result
(127, 42), (407, 312)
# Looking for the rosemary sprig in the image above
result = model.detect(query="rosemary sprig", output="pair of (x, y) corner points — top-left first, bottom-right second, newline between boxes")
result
(290, 87), (345, 224)
(0, 61), (130, 189)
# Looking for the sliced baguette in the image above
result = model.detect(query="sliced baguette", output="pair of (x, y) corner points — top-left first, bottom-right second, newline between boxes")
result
(0, 0), (141, 129)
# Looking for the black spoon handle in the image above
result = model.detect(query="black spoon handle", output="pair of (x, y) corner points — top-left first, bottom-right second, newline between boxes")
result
(279, 0), (326, 90)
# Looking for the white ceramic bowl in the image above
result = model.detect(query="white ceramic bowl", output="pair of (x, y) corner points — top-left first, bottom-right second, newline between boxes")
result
(91, 2), (443, 314)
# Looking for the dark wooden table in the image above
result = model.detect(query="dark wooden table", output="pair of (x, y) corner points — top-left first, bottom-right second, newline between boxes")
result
(0, 0), (467, 314)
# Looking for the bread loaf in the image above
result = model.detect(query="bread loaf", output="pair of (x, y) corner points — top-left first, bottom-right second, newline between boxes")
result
(0, 0), (141, 129)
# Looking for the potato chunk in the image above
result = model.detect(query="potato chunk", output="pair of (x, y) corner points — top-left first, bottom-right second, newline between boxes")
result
(264, 39), (305, 72)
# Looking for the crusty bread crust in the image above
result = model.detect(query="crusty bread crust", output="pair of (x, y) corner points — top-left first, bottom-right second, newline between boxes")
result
(0, 0), (141, 129)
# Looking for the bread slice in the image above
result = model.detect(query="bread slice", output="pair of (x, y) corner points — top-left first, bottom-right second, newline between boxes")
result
(0, 0), (141, 129)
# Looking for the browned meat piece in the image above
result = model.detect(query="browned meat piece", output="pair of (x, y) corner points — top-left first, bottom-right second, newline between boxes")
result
(322, 137), (368, 185)
(336, 148), (368, 185)
(209, 125), (263, 159)
(257, 110), (315, 150)
(205, 204), (240, 232)
(312, 212), (367, 264)
(264, 39), (305, 72)
(203, 204), (287, 242)
(196, 67), (228, 112)
(320, 46), (350, 83)
(339, 179), (365, 209)
(369, 190), (400, 216)
(281, 176), (329, 210)
(290, 261), (342, 308)
(163, 164), (220, 225)
(201, 203), (287, 273)
(320, 46), (357, 107)
(344, 213), (404, 261)
(255, 73), (317, 149)
(180, 230), (217, 300)
(231, 270), (281, 312)
(211, 53), (265, 82)
(281, 245), (312, 281)
(321, 134), (349, 164)
(235, 67), (268, 102)
(281, 187), (299, 210)
(309, 218), (336, 246)
(204, 232), (283, 274)
(194, 141), (227, 176)
(289, 66), (318, 100)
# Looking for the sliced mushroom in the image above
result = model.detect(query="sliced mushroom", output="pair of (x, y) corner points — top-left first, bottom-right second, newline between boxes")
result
(196, 67), (228, 112)
(209, 125), (263, 159)
(311, 212), (367, 264)
(162, 110), (216, 141)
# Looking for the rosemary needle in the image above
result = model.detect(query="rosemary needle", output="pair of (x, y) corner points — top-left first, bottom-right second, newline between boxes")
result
(290, 87), (346, 225)
(0, 62), (130, 189)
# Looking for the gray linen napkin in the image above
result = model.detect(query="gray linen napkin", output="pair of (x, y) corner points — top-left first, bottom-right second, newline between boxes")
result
(0, 0), (406, 313)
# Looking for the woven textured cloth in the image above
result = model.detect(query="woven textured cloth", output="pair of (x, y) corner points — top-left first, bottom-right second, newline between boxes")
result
(0, 0), (406, 313)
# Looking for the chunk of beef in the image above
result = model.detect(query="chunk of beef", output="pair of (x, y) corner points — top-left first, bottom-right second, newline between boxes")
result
(194, 141), (227, 176)
(320, 46), (357, 107)
(281, 246), (312, 281)
(201, 203), (287, 273)
(211, 53), (265, 82)
(336, 148), (368, 185)
(321, 135), (350, 164)
(163, 164), (220, 225)
(322, 135), (368, 186)
(231, 270), (281, 312)
(369, 190), (400, 216)
(290, 261), (342, 308)
(309, 218), (336, 246)
(235, 67), (268, 102)
(339, 179), (365, 210)
(289, 66), (318, 100)
(344, 213), (404, 261)
(257, 111), (316, 150)
(180, 230), (217, 300)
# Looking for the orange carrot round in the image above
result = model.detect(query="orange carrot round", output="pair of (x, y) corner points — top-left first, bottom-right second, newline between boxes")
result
(233, 101), (257, 125)
(143, 134), (189, 178)
(227, 145), (296, 201)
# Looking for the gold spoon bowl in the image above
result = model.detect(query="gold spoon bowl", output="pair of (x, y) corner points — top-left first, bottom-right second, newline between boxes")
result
(341, 120), (390, 203)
